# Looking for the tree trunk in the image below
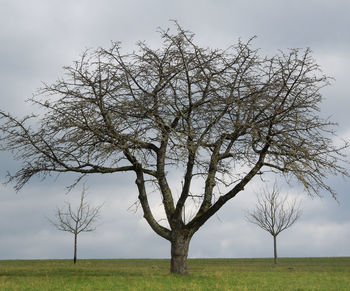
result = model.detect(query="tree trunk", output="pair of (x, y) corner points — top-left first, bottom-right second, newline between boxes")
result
(74, 232), (78, 264)
(273, 235), (278, 264)
(170, 234), (191, 275)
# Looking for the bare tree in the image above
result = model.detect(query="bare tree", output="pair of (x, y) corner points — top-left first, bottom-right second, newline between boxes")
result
(246, 183), (302, 264)
(49, 186), (103, 264)
(0, 22), (348, 274)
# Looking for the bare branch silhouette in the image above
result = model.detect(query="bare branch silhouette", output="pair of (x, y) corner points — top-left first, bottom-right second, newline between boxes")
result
(246, 183), (302, 264)
(49, 186), (103, 264)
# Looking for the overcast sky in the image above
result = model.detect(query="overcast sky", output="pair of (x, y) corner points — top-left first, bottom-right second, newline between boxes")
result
(0, 0), (349, 261)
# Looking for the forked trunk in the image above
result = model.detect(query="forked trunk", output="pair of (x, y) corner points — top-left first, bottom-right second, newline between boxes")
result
(170, 234), (191, 275)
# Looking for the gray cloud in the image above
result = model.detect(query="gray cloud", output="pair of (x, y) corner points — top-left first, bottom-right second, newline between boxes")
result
(0, 0), (349, 260)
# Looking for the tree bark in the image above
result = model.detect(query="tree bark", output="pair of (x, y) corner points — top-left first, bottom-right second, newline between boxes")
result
(170, 234), (191, 275)
(273, 235), (278, 264)
(74, 232), (77, 264)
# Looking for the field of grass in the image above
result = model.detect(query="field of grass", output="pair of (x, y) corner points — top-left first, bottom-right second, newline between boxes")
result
(0, 257), (349, 290)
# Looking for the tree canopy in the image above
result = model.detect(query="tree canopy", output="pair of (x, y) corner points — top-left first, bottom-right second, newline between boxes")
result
(0, 23), (348, 274)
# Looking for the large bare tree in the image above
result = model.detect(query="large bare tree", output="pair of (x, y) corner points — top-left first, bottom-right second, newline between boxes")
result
(246, 183), (302, 264)
(0, 23), (348, 274)
(49, 186), (102, 264)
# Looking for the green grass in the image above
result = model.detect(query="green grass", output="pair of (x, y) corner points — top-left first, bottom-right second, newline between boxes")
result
(0, 257), (349, 290)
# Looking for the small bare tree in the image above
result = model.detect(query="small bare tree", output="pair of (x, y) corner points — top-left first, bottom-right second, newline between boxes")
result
(246, 183), (302, 264)
(49, 186), (103, 264)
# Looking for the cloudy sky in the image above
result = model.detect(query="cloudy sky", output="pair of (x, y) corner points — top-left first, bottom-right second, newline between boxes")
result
(0, 0), (349, 261)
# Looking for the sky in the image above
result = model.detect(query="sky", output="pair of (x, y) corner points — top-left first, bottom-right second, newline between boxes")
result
(0, 0), (349, 261)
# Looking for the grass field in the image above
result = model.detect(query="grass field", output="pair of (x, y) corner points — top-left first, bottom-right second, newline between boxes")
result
(0, 257), (349, 290)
